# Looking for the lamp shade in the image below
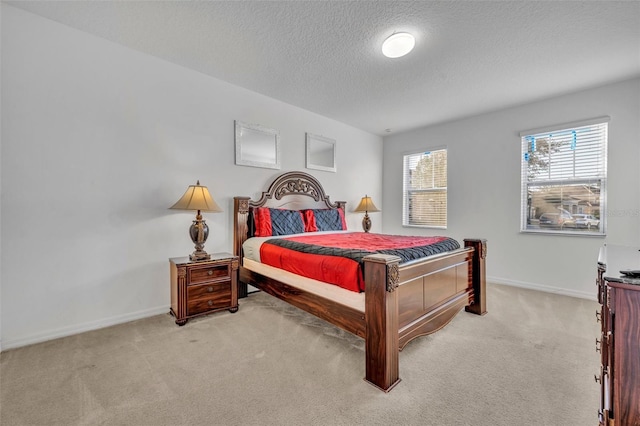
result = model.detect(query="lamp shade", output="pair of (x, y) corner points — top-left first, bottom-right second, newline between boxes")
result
(354, 196), (380, 213)
(169, 181), (222, 212)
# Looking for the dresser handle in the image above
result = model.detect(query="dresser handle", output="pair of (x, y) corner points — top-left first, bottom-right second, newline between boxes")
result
(594, 374), (601, 384)
(207, 286), (213, 293)
(208, 300), (213, 306)
(208, 270), (213, 276)
(595, 310), (602, 323)
(595, 338), (602, 353)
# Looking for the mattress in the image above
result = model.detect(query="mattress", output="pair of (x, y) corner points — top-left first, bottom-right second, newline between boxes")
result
(243, 232), (460, 292)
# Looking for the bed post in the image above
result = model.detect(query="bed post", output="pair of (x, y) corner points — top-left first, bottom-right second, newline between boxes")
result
(363, 253), (402, 392)
(464, 239), (487, 316)
(234, 196), (250, 298)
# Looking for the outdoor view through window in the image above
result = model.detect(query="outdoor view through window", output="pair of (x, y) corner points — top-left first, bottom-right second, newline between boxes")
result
(521, 119), (608, 235)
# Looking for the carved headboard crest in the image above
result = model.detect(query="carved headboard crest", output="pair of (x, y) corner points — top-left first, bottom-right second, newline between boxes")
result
(275, 178), (320, 201)
(252, 171), (341, 209)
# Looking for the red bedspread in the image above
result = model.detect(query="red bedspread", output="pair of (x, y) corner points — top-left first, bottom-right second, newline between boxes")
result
(259, 232), (459, 292)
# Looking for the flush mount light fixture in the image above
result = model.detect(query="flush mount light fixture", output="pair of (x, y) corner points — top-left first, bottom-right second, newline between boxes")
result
(382, 32), (415, 58)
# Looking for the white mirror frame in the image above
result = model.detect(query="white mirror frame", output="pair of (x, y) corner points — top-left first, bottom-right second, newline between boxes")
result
(305, 133), (336, 173)
(235, 120), (281, 170)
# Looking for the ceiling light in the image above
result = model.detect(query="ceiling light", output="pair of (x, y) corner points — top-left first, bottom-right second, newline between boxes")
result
(382, 32), (415, 58)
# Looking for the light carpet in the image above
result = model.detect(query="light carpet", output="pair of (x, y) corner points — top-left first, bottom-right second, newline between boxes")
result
(0, 283), (600, 425)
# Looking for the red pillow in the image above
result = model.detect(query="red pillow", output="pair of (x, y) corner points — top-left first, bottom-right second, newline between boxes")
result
(254, 207), (273, 237)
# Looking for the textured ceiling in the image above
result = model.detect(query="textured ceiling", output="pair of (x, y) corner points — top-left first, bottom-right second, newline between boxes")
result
(7, 1), (640, 136)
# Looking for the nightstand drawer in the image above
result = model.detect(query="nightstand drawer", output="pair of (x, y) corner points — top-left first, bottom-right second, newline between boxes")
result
(188, 281), (230, 300)
(187, 289), (232, 316)
(188, 263), (230, 284)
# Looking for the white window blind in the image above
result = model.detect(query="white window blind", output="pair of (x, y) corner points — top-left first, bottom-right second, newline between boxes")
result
(520, 119), (608, 234)
(403, 149), (448, 228)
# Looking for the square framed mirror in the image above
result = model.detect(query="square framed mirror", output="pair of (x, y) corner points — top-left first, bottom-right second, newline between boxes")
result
(306, 133), (336, 173)
(235, 120), (281, 169)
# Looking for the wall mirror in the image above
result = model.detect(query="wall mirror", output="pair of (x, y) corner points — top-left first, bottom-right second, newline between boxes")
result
(306, 133), (336, 173)
(235, 120), (281, 169)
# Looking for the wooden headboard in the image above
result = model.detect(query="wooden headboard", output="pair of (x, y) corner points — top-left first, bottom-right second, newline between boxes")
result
(233, 171), (346, 265)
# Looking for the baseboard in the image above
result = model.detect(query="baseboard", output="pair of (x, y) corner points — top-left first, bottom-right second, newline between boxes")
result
(488, 276), (597, 301)
(0, 305), (169, 352)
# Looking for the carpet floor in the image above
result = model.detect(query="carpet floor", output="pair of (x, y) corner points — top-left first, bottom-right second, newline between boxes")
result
(0, 283), (600, 425)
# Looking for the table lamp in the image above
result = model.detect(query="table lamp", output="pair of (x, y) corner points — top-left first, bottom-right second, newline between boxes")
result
(354, 195), (380, 233)
(170, 180), (222, 261)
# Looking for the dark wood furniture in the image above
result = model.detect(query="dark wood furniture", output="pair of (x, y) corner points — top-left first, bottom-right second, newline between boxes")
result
(596, 244), (640, 426)
(170, 253), (239, 325)
(233, 171), (487, 392)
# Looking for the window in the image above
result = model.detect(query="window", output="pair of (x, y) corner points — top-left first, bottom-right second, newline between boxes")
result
(520, 118), (608, 235)
(403, 148), (448, 228)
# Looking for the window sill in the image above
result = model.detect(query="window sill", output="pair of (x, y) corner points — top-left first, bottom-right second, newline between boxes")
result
(520, 229), (606, 237)
(403, 224), (447, 230)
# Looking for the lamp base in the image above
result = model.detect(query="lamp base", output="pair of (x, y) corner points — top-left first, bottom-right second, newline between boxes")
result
(189, 214), (211, 261)
(189, 250), (211, 261)
(362, 213), (372, 233)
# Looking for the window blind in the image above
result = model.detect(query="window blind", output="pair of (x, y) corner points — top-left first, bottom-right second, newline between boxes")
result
(520, 120), (608, 234)
(403, 149), (448, 228)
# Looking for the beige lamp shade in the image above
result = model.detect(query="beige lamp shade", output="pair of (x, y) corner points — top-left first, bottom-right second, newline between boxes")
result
(170, 181), (221, 261)
(354, 195), (379, 233)
(354, 195), (380, 213)
(169, 181), (222, 213)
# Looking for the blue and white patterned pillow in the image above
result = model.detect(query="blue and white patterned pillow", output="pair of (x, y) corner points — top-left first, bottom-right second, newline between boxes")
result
(268, 209), (305, 236)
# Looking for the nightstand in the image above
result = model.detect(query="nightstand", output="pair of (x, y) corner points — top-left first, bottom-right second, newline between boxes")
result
(169, 253), (239, 325)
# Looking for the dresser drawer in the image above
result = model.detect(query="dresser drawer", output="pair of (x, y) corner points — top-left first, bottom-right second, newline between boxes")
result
(188, 263), (230, 284)
(187, 282), (232, 315)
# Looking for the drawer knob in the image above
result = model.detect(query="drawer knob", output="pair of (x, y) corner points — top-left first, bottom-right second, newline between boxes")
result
(207, 286), (213, 292)
(208, 300), (213, 306)
(208, 270), (213, 276)
(595, 338), (602, 353)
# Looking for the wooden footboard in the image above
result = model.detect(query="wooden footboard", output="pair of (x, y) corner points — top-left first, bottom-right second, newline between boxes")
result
(233, 172), (487, 392)
(362, 238), (487, 391)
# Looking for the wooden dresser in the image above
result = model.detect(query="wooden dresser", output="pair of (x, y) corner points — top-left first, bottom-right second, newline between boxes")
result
(170, 253), (239, 325)
(596, 244), (640, 426)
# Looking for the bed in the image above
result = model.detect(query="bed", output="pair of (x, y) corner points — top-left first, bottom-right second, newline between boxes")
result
(233, 171), (487, 392)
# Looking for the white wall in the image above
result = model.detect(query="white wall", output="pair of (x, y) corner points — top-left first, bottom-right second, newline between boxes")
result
(0, 4), (4, 351)
(0, 5), (383, 350)
(383, 77), (640, 299)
